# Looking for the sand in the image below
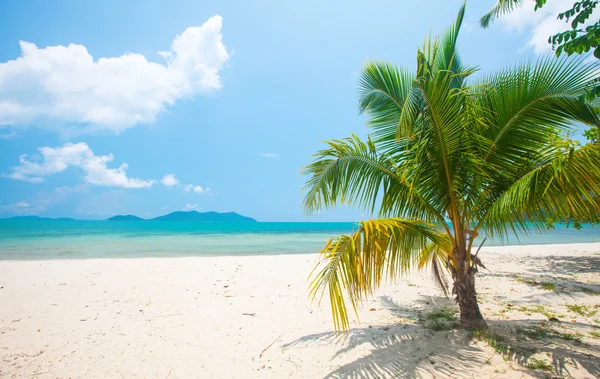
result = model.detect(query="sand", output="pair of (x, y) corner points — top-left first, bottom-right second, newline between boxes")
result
(0, 243), (599, 378)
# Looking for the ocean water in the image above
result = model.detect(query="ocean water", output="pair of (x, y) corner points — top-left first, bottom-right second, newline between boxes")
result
(0, 219), (599, 260)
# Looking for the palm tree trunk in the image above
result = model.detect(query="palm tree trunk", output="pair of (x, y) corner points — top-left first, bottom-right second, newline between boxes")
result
(453, 267), (486, 330)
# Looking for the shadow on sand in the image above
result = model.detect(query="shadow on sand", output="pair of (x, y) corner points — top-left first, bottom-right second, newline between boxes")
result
(283, 293), (600, 378)
(479, 254), (600, 301)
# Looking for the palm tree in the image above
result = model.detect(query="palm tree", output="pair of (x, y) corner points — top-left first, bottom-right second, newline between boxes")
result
(302, 4), (600, 331)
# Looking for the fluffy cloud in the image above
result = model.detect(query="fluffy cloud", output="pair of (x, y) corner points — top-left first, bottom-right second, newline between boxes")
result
(167, 180), (210, 194)
(0, 15), (229, 135)
(161, 174), (179, 187)
(0, 201), (34, 214)
(259, 153), (280, 158)
(3, 142), (155, 188)
(498, 0), (599, 54)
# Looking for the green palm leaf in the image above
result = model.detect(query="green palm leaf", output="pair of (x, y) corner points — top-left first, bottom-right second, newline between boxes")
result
(480, 0), (526, 28)
(303, 4), (600, 331)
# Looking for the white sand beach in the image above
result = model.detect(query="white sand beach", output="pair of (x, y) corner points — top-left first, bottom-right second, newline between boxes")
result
(1, 243), (599, 378)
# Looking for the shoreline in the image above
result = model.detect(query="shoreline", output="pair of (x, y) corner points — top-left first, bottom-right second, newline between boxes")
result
(1, 242), (599, 378)
(2, 241), (600, 262)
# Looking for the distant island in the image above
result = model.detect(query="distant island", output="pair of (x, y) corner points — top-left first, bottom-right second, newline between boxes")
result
(1, 211), (257, 222)
(108, 211), (257, 223)
(107, 215), (145, 221)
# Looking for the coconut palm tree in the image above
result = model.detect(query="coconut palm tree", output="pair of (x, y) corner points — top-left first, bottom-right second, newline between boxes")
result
(302, 4), (600, 331)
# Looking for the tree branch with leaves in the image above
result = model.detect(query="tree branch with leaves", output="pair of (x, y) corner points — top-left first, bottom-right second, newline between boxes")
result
(482, 0), (600, 58)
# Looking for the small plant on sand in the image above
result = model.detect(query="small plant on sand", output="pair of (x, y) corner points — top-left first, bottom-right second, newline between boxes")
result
(516, 279), (557, 292)
(422, 307), (458, 331)
(518, 305), (555, 319)
(526, 357), (553, 372)
(558, 332), (583, 343)
(516, 277), (537, 286)
(589, 331), (600, 339)
(471, 329), (511, 356)
(426, 308), (457, 321)
(517, 325), (552, 340)
(540, 282), (556, 291)
(566, 304), (598, 317)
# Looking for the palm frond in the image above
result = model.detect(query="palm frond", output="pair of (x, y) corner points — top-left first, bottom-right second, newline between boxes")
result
(434, 1), (477, 89)
(479, 57), (599, 168)
(481, 144), (600, 240)
(480, 0), (526, 28)
(302, 134), (398, 214)
(309, 218), (451, 330)
(358, 61), (417, 141)
(417, 242), (451, 296)
(302, 134), (448, 225)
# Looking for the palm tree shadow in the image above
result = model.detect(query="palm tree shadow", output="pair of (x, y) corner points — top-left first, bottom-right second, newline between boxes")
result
(283, 296), (600, 378)
(283, 323), (489, 378)
(484, 318), (600, 378)
(284, 296), (512, 378)
(480, 254), (600, 296)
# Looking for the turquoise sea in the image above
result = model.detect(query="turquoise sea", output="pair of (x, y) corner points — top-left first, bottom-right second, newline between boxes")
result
(1, 219), (600, 260)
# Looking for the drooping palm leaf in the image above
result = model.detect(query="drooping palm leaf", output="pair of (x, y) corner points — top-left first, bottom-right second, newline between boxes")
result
(309, 218), (451, 330)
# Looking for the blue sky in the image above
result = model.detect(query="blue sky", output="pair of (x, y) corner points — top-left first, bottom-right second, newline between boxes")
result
(0, 0), (587, 221)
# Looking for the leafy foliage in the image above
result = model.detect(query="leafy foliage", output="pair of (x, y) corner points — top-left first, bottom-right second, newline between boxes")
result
(481, 0), (600, 59)
(303, 4), (600, 330)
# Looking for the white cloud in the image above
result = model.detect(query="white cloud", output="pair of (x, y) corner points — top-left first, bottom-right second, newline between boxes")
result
(0, 201), (36, 214)
(3, 142), (155, 188)
(184, 203), (201, 211)
(168, 181), (210, 194)
(159, 176), (210, 194)
(259, 153), (279, 158)
(498, 0), (600, 54)
(161, 174), (179, 187)
(0, 15), (230, 135)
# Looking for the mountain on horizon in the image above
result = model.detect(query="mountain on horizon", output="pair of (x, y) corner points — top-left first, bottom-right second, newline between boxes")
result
(107, 211), (257, 222)
(107, 215), (145, 221)
(150, 211), (257, 222)
(1, 211), (257, 222)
